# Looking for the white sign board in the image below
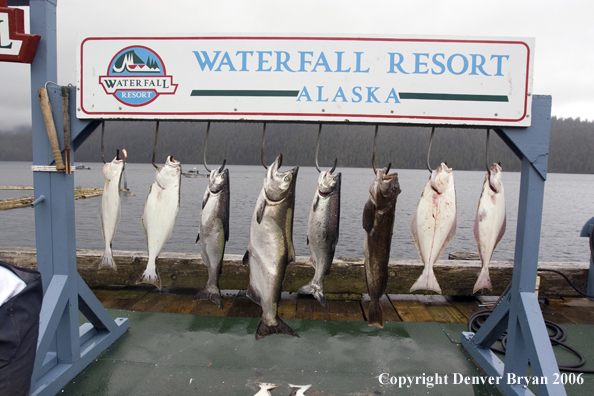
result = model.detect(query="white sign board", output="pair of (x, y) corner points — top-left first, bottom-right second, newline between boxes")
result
(77, 35), (534, 126)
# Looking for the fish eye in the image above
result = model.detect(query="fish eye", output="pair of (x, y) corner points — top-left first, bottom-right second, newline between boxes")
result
(284, 175), (291, 182)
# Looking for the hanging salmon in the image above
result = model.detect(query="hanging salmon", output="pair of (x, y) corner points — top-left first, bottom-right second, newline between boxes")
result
(195, 163), (229, 308)
(298, 167), (341, 306)
(138, 156), (182, 289)
(473, 163), (506, 293)
(244, 155), (299, 340)
(410, 163), (457, 294)
(98, 153), (124, 270)
(362, 166), (401, 327)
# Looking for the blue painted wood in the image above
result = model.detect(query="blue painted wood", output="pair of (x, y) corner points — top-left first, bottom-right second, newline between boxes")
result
(462, 96), (566, 396)
(28, 2), (129, 395)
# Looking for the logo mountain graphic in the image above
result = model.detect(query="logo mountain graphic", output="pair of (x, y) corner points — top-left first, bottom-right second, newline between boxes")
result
(112, 50), (161, 73)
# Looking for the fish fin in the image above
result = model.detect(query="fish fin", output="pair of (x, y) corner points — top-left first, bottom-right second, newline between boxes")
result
(312, 195), (319, 212)
(367, 298), (384, 328)
(410, 269), (442, 294)
(242, 250), (250, 266)
(98, 209), (105, 242)
(194, 285), (223, 309)
(256, 199), (266, 224)
(306, 235), (309, 246)
(297, 281), (326, 306)
(246, 284), (262, 306)
(195, 233), (200, 243)
(473, 267), (493, 294)
(255, 316), (299, 340)
(362, 199), (375, 234)
(136, 268), (161, 290)
(202, 190), (210, 209)
(99, 250), (117, 271)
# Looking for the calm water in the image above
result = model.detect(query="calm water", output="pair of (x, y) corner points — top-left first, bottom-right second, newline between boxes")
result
(1, 161), (593, 263)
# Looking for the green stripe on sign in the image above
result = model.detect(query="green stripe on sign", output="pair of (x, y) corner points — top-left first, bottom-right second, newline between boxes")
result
(191, 90), (300, 97)
(399, 93), (509, 102)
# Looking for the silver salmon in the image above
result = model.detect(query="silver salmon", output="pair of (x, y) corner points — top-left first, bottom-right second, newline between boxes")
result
(473, 163), (506, 293)
(195, 165), (229, 308)
(362, 167), (401, 328)
(138, 156), (181, 289)
(298, 170), (341, 306)
(243, 155), (299, 340)
(410, 163), (457, 294)
(98, 155), (124, 270)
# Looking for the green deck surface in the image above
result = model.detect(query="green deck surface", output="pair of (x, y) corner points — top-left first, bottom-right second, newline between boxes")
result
(62, 310), (594, 395)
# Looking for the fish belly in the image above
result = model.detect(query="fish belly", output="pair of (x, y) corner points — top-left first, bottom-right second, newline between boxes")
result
(142, 184), (180, 263)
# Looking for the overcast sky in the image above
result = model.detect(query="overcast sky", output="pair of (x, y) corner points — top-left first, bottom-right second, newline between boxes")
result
(1, 0), (593, 130)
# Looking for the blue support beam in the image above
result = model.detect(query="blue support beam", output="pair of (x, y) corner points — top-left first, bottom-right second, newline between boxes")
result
(461, 95), (566, 396)
(28, 1), (128, 395)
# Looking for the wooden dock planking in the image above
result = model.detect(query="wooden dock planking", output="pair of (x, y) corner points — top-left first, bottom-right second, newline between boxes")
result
(388, 295), (434, 322)
(416, 295), (468, 324)
(327, 300), (365, 321)
(446, 296), (485, 320)
(226, 293), (261, 318)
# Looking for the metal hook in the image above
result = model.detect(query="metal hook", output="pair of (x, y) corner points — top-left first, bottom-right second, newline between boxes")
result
(101, 121), (106, 164)
(372, 125), (391, 175)
(203, 122), (226, 173)
(426, 127), (436, 173)
(261, 123), (267, 169)
(315, 124), (338, 174)
(485, 129), (491, 172)
(151, 121), (160, 169)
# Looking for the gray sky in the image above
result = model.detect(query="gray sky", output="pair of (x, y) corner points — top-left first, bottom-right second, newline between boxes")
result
(2, 0), (594, 130)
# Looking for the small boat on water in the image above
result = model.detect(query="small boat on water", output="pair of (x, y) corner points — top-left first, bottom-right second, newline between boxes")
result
(182, 167), (201, 178)
(75, 164), (91, 170)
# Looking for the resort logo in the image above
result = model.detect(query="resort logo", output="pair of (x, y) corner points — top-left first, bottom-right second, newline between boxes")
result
(99, 46), (177, 106)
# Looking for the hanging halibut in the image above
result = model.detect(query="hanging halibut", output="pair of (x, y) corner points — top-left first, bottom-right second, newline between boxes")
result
(473, 163), (506, 293)
(298, 169), (341, 306)
(410, 163), (457, 294)
(195, 164), (230, 308)
(98, 154), (125, 270)
(138, 156), (182, 289)
(243, 155), (299, 340)
(362, 167), (401, 328)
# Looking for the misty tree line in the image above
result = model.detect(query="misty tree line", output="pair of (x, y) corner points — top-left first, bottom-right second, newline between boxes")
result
(1, 117), (593, 174)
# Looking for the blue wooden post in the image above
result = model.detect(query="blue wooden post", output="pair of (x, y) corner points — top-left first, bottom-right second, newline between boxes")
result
(579, 217), (594, 300)
(461, 95), (566, 396)
(27, 1), (129, 395)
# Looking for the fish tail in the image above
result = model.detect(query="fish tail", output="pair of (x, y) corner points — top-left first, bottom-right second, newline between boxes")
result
(367, 298), (384, 328)
(194, 284), (223, 309)
(297, 280), (326, 306)
(255, 316), (299, 340)
(136, 261), (161, 289)
(99, 249), (117, 271)
(473, 266), (492, 294)
(410, 268), (442, 294)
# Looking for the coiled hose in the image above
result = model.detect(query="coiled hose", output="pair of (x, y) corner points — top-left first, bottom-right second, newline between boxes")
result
(468, 268), (594, 374)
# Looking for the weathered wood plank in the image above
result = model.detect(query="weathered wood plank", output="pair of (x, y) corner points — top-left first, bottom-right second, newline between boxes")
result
(388, 295), (434, 322)
(446, 296), (483, 320)
(360, 295), (401, 323)
(417, 295), (467, 324)
(1, 247), (589, 297)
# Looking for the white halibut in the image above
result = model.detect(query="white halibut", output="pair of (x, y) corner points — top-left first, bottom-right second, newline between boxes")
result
(98, 156), (124, 270)
(473, 163), (506, 293)
(138, 156), (181, 289)
(410, 163), (457, 294)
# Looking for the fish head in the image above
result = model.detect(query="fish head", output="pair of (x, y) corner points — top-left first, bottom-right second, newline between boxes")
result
(156, 156), (182, 187)
(264, 154), (299, 202)
(488, 162), (503, 193)
(103, 156), (124, 180)
(370, 167), (401, 206)
(208, 167), (229, 194)
(317, 169), (341, 196)
(430, 162), (453, 194)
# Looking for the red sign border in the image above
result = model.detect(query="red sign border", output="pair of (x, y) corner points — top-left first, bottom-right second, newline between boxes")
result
(0, 1), (40, 64)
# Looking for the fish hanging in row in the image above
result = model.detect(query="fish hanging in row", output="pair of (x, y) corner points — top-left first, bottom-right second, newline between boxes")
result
(195, 161), (230, 308)
(298, 126), (341, 306)
(98, 152), (124, 270)
(138, 156), (182, 289)
(473, 163), (506, 293)
(362, 165), (401, 327)
(410, 163), (457, 294)
(244, 154), (300, 340)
